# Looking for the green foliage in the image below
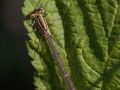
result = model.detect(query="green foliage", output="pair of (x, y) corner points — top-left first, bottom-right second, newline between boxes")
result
(22, 0), (120, 90)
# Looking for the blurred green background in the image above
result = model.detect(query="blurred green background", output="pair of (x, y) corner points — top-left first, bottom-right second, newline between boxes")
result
(0, 0), (34, 90)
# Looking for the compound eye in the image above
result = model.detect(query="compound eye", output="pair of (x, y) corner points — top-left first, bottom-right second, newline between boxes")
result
(30, 13), (35, 18)
(41, 8), (45, 13)
(39, 8), (45, 14)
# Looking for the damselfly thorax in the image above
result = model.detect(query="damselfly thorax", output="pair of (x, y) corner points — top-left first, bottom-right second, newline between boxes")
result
(29, 8), (49, 37)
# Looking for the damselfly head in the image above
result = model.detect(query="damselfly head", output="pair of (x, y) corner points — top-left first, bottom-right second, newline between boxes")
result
(29, 8), (45, 18)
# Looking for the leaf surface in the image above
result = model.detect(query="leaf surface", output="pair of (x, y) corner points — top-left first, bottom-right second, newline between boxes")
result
(22, 0), (120, 90)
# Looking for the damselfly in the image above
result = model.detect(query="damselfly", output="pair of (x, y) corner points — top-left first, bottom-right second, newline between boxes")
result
(27, 8), (76, 90)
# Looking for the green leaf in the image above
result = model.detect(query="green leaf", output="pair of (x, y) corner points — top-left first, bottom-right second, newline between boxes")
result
(22, 0), (120, 90)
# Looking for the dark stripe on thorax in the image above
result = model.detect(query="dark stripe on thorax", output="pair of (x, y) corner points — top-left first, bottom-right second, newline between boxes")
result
(37, 16), (46, 31)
